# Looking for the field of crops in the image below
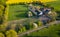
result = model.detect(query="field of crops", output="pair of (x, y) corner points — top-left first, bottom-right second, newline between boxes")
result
(6, 0), (57, 4)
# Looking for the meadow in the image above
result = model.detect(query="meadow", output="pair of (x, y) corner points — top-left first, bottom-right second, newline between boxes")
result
(8, 5), (28, 21)
(46, 0), (60, 11)
(8, 0), (60, 21)
(0, 0), (60, 37)
(24, 24), (60, 37)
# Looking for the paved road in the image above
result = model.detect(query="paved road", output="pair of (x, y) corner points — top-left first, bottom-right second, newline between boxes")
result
(18, 20), (60, 37)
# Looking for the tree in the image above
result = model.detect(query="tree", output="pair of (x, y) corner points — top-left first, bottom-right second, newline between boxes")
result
(0, 0), (8, 33)
(6, 30), (18, 37)
(25, 24), (60, 37)
(0, 33), (5, 37)
(0, 25), (6, 32)
(15, 24), (26, 33)
(48, 11), (57, 21)
(37, 21), (43, 26)
(29, 22), (34, 29)
(0, 0), (8, 25)
(18, 26), (26, 34)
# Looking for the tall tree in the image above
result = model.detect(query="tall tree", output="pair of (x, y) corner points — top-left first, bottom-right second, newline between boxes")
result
(0, 0), (8, 25)
(0, 33), (5, 37)
(0, 0), (8, 32)
(6, 30), (18, 37)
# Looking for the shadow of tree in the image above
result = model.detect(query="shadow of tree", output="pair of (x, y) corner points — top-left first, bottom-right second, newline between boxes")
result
(15, 10), (27, 12)
(56, 11), (60, 20)
(15, 12), (28, 18)
(57, 30), (60, 36)
(56, 11), (60, 13)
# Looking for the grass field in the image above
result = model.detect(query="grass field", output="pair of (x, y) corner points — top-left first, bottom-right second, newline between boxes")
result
(7, 0), (60, 37)
(8, 5), (28, 21)
(8, 0), (60, 21)
(24, 24), (60, 37)
(46, 0), (60, 11)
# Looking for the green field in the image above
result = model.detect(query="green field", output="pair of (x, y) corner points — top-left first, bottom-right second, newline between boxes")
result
(24, 24), (60, 37)
(46, 0), (60, 19)
(8, 5), (28, 21)
(8, 0), (60, 21)
(46, 0), (60, 11)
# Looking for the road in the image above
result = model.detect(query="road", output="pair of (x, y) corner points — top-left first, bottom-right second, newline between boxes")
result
(18, 20), (60, 37)
(6, 18), (60, 37)
(6, 18), (38, 30)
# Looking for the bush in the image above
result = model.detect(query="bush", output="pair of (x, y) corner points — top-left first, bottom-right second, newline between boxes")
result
(6, 30), (18, 37)
(0, 25), (6, 32)
(49, 11), (57, 21)
(0, 5), (4, 10)
(32, 1), (43, 6)
(0, 0), (8, 25)
(18, 26), (26, 34)
(0, 33), (5, 37)
(15, 24), (26, 33)
(19, 2), (26, 5)
(25, 24), (60, 37)
(37, 21), (43, 26)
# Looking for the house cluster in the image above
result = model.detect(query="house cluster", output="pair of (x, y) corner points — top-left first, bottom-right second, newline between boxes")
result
(28, 4), (52, 25)
(28, 4), (51, 18)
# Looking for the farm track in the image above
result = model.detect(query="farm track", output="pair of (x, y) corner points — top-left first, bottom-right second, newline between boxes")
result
(6, 18), (38, 30)
(6, 18), (60, 37)
(7, 18), (38, 25)
(18, 20), (60, 37)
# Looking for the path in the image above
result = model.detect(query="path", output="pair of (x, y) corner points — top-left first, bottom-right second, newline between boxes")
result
(18, 20), (60, 37)
(6, 18), (39, 30)
(6, 17), (60, 37)
(7, 18), (28, 25)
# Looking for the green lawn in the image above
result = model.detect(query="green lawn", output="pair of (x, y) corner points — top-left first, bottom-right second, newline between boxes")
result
(8, 5), (28, 21)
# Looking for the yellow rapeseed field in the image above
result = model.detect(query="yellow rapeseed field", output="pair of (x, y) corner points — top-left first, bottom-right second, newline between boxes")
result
(40, 0), (57, 3)
(6, 0), (57, 4)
